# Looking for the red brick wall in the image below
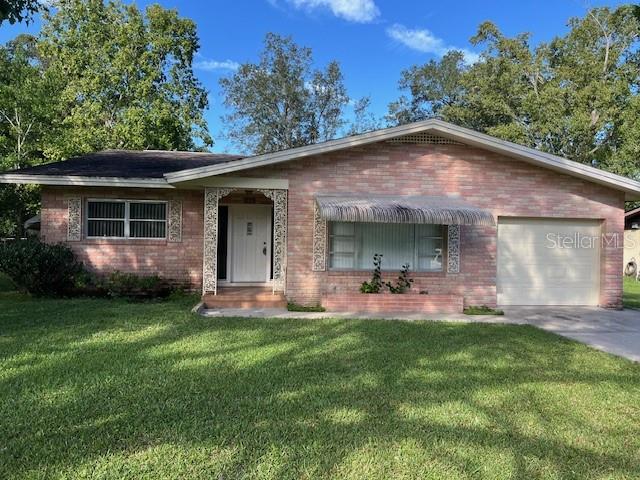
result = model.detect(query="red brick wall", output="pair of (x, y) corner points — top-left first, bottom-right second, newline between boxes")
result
(41, 187), (204, 287)
(237, 142), (624, 308)
(40, 141), (625, 307)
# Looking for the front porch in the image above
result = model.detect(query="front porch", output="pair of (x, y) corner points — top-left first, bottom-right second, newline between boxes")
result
(201, 183), (288, 297)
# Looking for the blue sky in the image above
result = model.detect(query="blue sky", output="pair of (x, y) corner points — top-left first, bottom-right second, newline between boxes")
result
(0, 0), (627, 152)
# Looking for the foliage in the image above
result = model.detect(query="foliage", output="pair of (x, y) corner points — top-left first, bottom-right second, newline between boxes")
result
(287, 302), (326, 312)
(0, 34), (56, 237)
(2, 297), (640, 478)
(0, 271), (14, 292)
(360, 253), (384, 293)
(348, 96), (382, 135)
(220, 33), (375, 154)
(101, 270), (174, 300)
(385, 263), (414, 294)
(0, 1), (213, 237)
(0, 238), (83, 296)
(623, 277), (640, 309)
(388, 6), (640, 180)
(0, 0), (42, 26)
(463, 305), (505, 315)
(38, 0), (212, 157)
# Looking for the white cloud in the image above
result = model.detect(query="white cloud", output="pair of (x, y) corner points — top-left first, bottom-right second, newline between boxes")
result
(194, 59), (240, 72)
(386, 24), (479, 64)
(285, 0), (380, 23)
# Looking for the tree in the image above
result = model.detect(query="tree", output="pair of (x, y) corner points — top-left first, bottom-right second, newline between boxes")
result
(387, 50), (467, 125)
(388, 6), (640, 180)
(220, 33), (350, 154)
(0, 0), (42, 26)
(349, 96), (382, 135)
(0, 0), (214, 236)
(38, 0), (212, 157)
(0, 34), (56, 237)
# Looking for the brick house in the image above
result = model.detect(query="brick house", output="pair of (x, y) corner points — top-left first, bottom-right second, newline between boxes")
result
(2, 120), (639, 312)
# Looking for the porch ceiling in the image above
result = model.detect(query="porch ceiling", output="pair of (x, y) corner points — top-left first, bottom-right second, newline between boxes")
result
(315, 194), (495, 226)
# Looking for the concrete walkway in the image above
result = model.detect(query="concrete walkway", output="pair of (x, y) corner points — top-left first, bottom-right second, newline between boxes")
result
(199, 305), (640, 362)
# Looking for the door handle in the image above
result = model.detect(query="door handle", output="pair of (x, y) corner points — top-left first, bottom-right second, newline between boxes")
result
(263, 242), (267, 255)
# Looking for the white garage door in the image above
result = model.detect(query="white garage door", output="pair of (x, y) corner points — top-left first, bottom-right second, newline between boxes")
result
(497, 218), (601, 306)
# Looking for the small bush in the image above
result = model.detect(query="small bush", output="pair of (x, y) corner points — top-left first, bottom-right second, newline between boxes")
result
(287, 302), (326, 312)
(463, 305), (504, 315)
(386, 263), (414, 294)
(360, 253), (384, 293)
(0, 239), (83, 296)
(102, 271), (174, 300)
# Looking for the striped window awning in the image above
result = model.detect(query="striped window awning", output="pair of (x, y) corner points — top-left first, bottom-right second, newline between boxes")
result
(315, 195), (495, 226)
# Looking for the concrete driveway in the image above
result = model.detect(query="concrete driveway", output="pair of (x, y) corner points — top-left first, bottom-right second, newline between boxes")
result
(498, 307), (640, 362)
(201, 304), (640, 362)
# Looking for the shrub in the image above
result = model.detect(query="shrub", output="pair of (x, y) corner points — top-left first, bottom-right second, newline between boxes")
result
(102, 271), (174, 300)
(386, 263), (414, 294)
(360, 254), (384, 293)
(0, 239), (83, 296)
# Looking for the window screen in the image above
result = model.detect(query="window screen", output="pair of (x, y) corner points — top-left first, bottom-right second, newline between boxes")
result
(87, 200), (166, 239)
(328, 222), (444, 271)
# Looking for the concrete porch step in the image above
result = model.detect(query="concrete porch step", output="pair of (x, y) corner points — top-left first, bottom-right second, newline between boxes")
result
(203, 287), (286, 309)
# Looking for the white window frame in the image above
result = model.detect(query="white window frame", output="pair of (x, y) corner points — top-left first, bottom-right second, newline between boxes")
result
(328, 222), (445, 272)
(85, 199), (168, 240)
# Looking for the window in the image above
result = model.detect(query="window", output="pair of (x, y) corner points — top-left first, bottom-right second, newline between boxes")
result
(87, 200), (167, 239)
(328, 222), (444, 271)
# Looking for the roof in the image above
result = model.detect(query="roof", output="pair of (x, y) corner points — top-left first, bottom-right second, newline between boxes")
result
(625, 206), (640, 229)
(1, 120), (640, 199)
(9, 150), (243, 178)
(315, 194), (495, 226)
(164, 119), (640, 200)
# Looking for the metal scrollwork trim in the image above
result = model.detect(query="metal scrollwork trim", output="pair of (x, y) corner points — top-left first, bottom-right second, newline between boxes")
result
(312, 202), (327, 271)
(203, 187), (235, 294)
(167, 200), (182, 242)
(447, 224), (460, 274)
(67, 197), (82, 241)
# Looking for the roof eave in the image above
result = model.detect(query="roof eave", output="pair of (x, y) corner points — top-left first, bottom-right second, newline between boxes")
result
(0, 174), (174, 189)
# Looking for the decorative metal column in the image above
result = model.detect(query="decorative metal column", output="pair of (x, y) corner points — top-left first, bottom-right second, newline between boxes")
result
(258, 189), (288, 293)
(312, 202), (327, 271)
(202, 187), (234, 295)
(447, 224), (460, 274)
(67, 197), (82, 241)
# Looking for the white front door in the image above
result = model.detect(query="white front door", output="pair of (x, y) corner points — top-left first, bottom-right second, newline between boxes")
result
(229, 205), (271, 283)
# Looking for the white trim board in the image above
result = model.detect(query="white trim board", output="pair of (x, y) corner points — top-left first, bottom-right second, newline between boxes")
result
(0, 174), (174, 189)
(164, 119), (640, 200)
(176, 176), (289, 190)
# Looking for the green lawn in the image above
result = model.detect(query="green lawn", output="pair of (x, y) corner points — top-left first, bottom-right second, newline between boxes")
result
(624, 277), (640, 309)
(1, 294), (639, 479)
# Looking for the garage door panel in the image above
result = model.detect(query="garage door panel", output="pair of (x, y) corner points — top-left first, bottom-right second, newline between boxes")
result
(497, 218), (600, 306)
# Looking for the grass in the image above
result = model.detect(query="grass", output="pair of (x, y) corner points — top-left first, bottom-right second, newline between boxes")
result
(463, 305), (504, 315)
(287, 302), (326, 312)
(623, 277), (640, 309)
(1, 294), (639, 479)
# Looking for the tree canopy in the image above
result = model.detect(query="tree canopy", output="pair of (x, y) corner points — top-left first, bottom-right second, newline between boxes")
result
(0, 0), (42, 26)
(220, 33), (375, 154)
(0, 0), (213, 236)
(388, 6), (640, 180)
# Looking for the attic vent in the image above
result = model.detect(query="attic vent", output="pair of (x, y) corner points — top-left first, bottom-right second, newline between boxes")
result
(386, 133), (464, 145)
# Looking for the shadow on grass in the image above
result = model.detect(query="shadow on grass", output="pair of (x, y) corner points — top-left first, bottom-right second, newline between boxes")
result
(1, 296), (640, 478)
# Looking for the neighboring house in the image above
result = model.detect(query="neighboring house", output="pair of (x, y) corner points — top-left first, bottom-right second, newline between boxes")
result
(624, 207), (640, 272)
(1, 119), (639, 311)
